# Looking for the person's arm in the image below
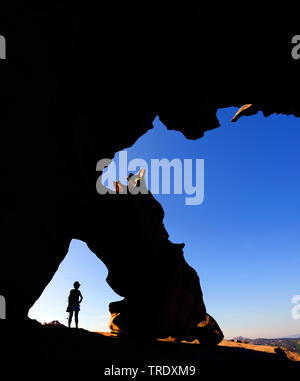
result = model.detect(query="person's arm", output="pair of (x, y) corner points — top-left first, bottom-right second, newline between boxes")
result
(79, 291), (83, 304)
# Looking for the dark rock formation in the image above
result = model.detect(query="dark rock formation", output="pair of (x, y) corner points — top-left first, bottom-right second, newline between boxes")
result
(0, 2), (299, 346)
(73, 171), (222, 342)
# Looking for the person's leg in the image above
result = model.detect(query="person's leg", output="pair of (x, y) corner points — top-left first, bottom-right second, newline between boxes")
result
(68, 311), (73, 328)
(75, 310), (79, 329)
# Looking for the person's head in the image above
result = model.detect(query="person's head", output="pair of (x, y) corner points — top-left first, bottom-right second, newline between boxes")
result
(73, 281), (80, 289)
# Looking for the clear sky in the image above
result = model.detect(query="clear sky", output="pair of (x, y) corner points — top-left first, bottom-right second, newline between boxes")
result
(29, 107), (300, 339)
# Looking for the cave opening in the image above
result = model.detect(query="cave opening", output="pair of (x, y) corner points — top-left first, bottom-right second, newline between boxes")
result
(29, 107), (300, 339)
(28, 239), (122, 332)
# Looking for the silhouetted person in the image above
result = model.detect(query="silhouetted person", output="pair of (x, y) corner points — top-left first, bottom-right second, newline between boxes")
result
(67, 281), (83, 328)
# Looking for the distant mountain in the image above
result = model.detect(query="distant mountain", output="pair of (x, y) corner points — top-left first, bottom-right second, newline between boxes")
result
(233, 336), (251, 342)
(233, 336), (300, 354)
(282, 334), (300, 339)
(42, 320), (66, 328)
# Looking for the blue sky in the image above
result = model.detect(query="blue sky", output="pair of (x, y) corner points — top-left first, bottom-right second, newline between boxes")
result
(29, 107), (300, 339)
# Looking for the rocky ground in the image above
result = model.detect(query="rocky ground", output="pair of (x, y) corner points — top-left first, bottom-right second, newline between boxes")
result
(218, 339), (300, 362)
(1, 319), (299, 365)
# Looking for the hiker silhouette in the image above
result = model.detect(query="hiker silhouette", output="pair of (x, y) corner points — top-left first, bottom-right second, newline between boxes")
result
(67, 281), (83, 328)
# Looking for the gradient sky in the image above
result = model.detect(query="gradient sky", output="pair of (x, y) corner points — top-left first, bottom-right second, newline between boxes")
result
(29, 107), (300, 339)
